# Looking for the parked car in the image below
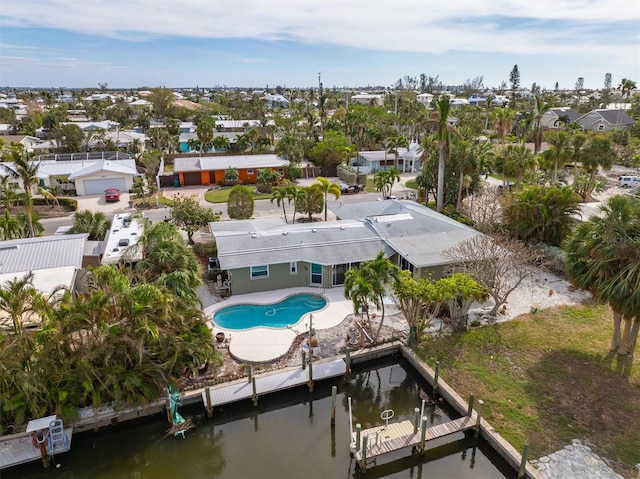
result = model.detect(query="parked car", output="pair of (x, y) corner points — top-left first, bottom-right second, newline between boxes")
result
(618, 176), (639, 188)
(104, 188), (120, 202)
(339, 182), (360, 194)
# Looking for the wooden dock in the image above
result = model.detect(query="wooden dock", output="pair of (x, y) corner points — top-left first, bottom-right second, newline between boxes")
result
(351, 416), (475, 468)
(0, 428), (73, 470)
(201, 358), (345, 408)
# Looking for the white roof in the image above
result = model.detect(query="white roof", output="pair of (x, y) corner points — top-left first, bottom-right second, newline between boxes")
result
(0, 234), (87, 295)
(101, 213), (144, 264)
(174, 154), (288, 172)
(68, 159), (138, 179)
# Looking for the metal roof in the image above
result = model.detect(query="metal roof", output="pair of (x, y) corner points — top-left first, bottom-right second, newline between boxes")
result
(101, 214), (144, 264)
(68, 159), (138, 179)
(174, 154), (289, 172)
(214, 220), (390, 270)
(0, 234), (87, 274)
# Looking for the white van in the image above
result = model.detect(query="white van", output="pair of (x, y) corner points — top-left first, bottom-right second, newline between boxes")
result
(618, 176), (639, 188)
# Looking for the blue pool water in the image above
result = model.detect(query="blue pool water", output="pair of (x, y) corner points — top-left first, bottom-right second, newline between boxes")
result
(213, 294), (327, 330)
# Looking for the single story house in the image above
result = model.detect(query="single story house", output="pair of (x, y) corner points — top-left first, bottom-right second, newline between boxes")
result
(351, 94), (385, 106)
(0, 152), (137, 195)
(209, 200), (481, 295)
(173, 154), (289, 186)
(351, 142), (423, 174)
(0, 233), (88, 322)
(575, 109), (634, 132)
(539, 107), (582, 129)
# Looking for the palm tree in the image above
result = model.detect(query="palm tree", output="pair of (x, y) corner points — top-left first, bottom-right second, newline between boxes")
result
(69, 210), (111, 240)
(0, 208), (24, 240)
(491, 107), (515, 146)
(544, 130), (572, 184)
(271, 186), (292, 223)
(0, 176), (19, 210)
(196, 117), (215, 156)
(0, 272), (42, 334)
(1, 144), (40, 237)
(314, 177), (341, 221)
(580, 136), (616, 202)
(433, 95), (455, 212)
(565, 196), (640, 356)
(288, 186), (307, 224)
(532, 95), (551, 155)
(344, 251), (400, 343)
(384, 135), (409, 171)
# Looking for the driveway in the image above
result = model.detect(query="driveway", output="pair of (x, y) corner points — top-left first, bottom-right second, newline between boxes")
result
(74, 192), (135, 215)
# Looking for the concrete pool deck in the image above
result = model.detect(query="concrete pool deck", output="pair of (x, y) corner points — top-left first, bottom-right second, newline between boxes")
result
(204, 287), (354, 363)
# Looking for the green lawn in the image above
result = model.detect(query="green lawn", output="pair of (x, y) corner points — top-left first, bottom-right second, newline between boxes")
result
(415, 302), (640, 478)
(203, 186), (274, 203)
(405, 179), (419, 190)
(132, 191), (173, 207)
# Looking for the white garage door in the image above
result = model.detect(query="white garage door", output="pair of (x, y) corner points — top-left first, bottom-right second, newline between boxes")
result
(83, 178), (127, 195)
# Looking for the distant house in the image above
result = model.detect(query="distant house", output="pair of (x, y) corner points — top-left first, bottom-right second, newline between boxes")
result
(576, 109), (634, 132)
(0, 124), (13, 135)
(416, 93), (434, 107)
(351, 142), (423, 174)
(540, 107), (582, 129)
(173, 154), (289, 186)
(209, 200), (481, 295)
(60, 120), (118, 132)
(351, 93), (385, 106)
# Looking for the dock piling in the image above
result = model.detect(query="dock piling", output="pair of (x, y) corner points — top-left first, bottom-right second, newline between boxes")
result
(433, 361), (440, 394)
(467, 393), (474, 417)
(205, 387), (213, 418)
(307, 362), (314, 392)
(247, 365), (252, 383)
(355, 423), (361, 450)
(413, 407), (420, 433)
(164, 388), (172, 424)
(345, 350), (351, 379)
(251, 377), (258, 406)
(302, 350), (306, 370)
(419, 416), (428, 453)
(475, 399), (484, 438)
(361, 435), (368, 471)
(331, 386), (337, 426)
(518, 443), (529, 479)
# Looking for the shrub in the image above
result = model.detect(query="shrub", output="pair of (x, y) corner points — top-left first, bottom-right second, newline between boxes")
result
(192, 240), (218, 260)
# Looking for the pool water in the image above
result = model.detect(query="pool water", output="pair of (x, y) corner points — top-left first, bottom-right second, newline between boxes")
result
(213, 294), (326, 330)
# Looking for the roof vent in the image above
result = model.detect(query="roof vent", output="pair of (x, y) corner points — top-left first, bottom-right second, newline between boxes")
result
(312, 228), (317, 233)
(282, 231), (288, 235)
(340, 226), (346, 230)
(251, 234), (257, 238)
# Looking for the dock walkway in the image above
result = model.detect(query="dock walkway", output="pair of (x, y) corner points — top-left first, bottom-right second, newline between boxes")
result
(0, 428), (72, 470)
(352, 416), (475, 467)
(202, 358), (345, 407)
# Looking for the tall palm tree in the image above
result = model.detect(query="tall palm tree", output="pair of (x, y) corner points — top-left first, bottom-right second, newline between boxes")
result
(491, 107), (515, 146)
(565, 196), (640, 356)
(314, 177), (341, 221)
(0, 272), (42, 335)
(433, 95), (454, 212)
(544, 130), (572, 184)
(288, 186), (307, 224)
(384, 135), (409, 171)
(580, 136), (616, 202)
(271, 186), (292, 224)
(1, 144), (40, 237)
(532, 95), (551, 155)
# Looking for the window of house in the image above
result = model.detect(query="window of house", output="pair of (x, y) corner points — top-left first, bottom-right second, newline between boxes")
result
(597, 124), (605, 131)
(250, 265), (269, 279)
(247, 169), (254, 175)
(278, 168), (284, 174)
(290, 262), (297, 275)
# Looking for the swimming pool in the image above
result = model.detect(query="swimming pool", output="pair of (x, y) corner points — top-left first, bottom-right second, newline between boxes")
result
(213, 294), (327, 330)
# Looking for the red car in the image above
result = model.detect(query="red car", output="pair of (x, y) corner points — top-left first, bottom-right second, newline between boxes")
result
(104, 188), (120, 202)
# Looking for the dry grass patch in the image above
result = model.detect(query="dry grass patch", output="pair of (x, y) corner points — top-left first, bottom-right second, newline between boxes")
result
(416, 302), (640, 478)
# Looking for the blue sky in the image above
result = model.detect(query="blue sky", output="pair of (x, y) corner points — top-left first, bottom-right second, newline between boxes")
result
(1, 0), (638, 90)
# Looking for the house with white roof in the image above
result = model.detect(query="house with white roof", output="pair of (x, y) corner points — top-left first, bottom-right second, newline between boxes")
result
(173, 154), (289, 186)
(0, 152), (138, 196)
(351, 142), (423, 174)
(351, 93), (385, 106)
(416, 93), (434, 107)
(0, 234), (88, 326)
(209, 200), (481, 295)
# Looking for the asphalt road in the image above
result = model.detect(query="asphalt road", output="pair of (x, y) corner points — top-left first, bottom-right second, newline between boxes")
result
(41, 179), (418, 236)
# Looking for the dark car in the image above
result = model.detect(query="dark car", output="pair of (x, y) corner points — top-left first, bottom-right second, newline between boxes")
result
(339, 182), (360, 194)
(104, 188), (120, 202)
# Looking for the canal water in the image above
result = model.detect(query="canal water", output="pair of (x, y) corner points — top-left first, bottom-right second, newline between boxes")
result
(6, 357), (517, 478)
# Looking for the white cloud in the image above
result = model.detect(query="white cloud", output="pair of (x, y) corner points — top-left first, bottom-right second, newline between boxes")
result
(1, 0), (637, 61)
